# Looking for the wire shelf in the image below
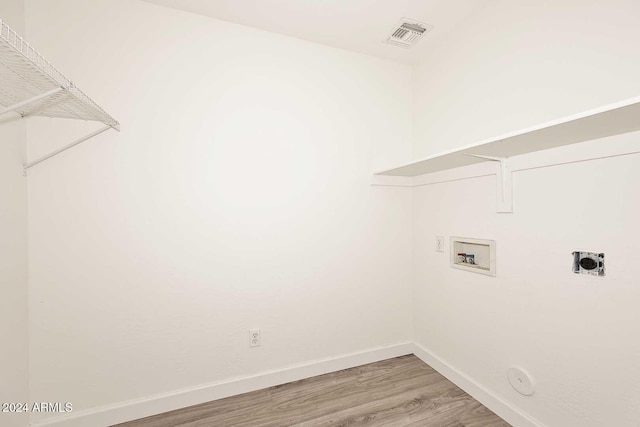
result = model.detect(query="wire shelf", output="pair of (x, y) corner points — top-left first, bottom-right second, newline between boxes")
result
(0, 19), (119, 130)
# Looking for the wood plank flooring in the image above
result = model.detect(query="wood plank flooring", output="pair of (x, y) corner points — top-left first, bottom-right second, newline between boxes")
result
(114, 355), (510, 427)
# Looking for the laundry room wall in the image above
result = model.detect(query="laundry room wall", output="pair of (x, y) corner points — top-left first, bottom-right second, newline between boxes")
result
(411, 0), (640, 426)
(24, 0), (414, 424)
(0, 1), (29, 426)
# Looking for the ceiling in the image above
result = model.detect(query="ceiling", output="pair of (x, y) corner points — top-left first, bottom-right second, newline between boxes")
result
(141, 0), (494, 64)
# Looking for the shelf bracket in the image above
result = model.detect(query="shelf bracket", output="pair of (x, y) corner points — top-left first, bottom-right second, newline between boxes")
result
(467, 154), (513, 213)
(0, 87), (64, 118)
(23, 125), (113, 173)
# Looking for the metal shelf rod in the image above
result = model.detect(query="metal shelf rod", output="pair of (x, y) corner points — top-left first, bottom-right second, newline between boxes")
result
(24, 125), (112, 171)
(0, 87), (63, 117)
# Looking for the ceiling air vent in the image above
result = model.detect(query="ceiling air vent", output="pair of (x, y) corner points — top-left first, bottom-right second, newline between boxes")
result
(384, 19), (432, 48)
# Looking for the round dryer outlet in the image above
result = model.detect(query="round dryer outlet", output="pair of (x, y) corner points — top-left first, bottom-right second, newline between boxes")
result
(507, 367), (535, 396)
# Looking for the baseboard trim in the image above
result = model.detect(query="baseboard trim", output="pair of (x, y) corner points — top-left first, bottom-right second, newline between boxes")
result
(31, 342), (547, 427)
(412, 342), (544, 427)
(30, 342), (414, 427)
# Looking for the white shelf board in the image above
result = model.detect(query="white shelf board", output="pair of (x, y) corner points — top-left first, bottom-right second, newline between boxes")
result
(0, 19), (119, 129)
(375, 96), (640, 177)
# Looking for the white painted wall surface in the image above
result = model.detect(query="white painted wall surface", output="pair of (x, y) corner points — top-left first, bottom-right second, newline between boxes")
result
(411, 0), (640, 425)
(0, 2), (29, 427)
(412, 0), (640, 158)
(24, 0), (413, 423)
(21, 0), (640, 425)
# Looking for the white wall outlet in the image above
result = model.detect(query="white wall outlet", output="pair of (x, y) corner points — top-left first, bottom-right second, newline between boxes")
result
(249, 329), (261, 347)
(436, 236), (444, 252)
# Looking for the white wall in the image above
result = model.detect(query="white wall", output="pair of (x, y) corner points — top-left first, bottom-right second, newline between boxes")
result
(412, 1), (640, 426)
(412, 0), (640, 158)
(0, 2), (29, 427)
(25, 0), (413, 424)
(23, 0), (640, 425)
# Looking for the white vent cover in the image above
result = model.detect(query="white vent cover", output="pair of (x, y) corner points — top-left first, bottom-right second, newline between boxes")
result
(384, 18), (432, 48)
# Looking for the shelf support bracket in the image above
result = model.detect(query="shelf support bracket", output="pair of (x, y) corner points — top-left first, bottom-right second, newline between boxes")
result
(467, 154), (513, 213)
(0, 87), (64, 117)
(23, 125), (112, 173)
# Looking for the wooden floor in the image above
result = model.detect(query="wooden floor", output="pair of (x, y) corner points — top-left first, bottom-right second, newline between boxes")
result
(115, 355), (510, 427)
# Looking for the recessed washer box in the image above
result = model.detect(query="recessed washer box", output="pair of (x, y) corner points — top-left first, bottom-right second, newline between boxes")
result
(450, 237), (496, 277)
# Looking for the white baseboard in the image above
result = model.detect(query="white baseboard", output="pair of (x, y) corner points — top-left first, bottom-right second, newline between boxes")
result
(412, 342), (544, 427)
(30, 342), (414, 427)
(31, 342), (547, 427)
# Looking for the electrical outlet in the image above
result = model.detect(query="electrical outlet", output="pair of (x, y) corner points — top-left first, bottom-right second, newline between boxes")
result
(572, 251), (605, 276)
(249, 329), (261, 347)
(436, 236), (444, 252)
